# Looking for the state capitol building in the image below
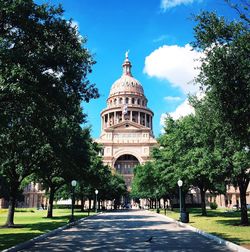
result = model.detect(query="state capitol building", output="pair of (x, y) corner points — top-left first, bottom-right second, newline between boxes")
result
(1, 54), (247, 209)
(96, 53), (157, 189)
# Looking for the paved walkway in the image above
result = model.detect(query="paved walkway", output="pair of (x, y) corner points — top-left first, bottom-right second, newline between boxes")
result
(21, 210), (233, 251)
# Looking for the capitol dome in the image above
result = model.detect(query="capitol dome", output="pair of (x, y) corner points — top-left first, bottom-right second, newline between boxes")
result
(109, 54), (144, 97)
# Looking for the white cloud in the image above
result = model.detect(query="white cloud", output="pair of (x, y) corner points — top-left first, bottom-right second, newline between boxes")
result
(160, 98), (194, 128)
(164, 96), (182, 102)
(161, 0), (200, 10)
(169, 98), (194, 119)
(160, 91), (205, 129)
(144, 44), (202, 94)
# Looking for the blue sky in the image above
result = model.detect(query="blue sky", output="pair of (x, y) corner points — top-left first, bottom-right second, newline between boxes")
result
(37, 0), (240, 138)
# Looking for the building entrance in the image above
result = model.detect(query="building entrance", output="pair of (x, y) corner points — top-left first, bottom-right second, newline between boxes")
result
(114, 154), (139, 189)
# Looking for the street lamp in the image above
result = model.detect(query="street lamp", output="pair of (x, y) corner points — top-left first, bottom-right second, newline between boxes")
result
(177, 179), (183, 220)
(95, 189), (99, 213)
(70, 180), (77, 222)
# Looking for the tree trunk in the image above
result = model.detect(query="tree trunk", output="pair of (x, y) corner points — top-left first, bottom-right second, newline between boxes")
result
(5, 183), (19, 227)
(88, 198), (91, 210)
(5, 197), (16, 227)
(200, 187), (207, 216)
(239, 179), (249, 225)
(169, 199), (173, 211)
(47, 187), (55, 218)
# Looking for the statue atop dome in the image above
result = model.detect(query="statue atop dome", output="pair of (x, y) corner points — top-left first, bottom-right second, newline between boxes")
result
(125, 50), (129, 59)
(123, 51), (132, 76)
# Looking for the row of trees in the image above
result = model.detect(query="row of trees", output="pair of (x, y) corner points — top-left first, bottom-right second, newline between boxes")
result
(132, 3), (250, 225)
(0, 0), (126, 227)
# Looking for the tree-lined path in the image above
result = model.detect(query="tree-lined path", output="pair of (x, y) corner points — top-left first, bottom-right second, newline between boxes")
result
(21, 210), (232, 251)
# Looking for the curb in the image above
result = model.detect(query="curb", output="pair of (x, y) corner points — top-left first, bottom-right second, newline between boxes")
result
(153, 211), (250, 252)
(2, 213), (101, 252)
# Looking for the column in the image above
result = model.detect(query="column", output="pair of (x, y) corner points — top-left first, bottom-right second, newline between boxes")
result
(130, 110), (132, 121)
(114, 111), (117, 124)
(138, 112), (141, 125)
(144, 113), (146, 127)
(104, 116), (106, 129)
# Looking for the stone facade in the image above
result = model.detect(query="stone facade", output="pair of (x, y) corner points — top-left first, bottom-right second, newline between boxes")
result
(22, 183), (47, 208)
(96, 53), (157, 189)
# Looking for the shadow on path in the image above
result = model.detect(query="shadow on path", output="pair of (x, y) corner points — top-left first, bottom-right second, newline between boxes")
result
(21, 210), (233, 252)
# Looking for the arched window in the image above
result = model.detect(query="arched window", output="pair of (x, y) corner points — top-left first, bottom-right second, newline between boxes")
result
(125, 97), (129, 104)
(132, 98), (135, 104)
(119, 97), (123, 104)
(142, 100), (144, 106)
(114, 98), (117, 105)
(137, 99), (140, 105)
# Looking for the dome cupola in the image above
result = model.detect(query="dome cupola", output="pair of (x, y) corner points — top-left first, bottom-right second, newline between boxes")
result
(109, 52), (144, 97)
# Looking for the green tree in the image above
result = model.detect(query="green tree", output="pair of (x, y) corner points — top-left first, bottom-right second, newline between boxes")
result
(107, 173), (127, 207)
(184, 100), (226, 216)
(152, 119), (183, 209)
(0, 0), (98, 226)
(131, 162), (159, 207)
(193, 9), (250, 224)
(156, 108), (225, 216)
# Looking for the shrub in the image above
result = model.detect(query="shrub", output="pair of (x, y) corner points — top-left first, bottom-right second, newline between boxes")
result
(210, 202), (218, 210)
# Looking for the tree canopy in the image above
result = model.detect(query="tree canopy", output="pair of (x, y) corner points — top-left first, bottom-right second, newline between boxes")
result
(192, 6), (250, 224)
(0, 0), (98, 226)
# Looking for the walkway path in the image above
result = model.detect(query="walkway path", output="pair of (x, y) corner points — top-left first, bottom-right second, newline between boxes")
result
(21, 210), (233, 251)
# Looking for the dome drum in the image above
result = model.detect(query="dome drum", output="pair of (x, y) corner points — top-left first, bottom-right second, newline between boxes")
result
(107, 95), (148, 109)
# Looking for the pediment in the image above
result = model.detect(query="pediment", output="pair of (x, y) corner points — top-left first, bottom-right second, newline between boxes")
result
(108, 121), (148, 131)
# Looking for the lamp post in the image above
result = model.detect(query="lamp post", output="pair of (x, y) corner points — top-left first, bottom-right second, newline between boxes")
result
(95, 189), (99, 213)
(70, 180), (77, 222)
(177, 179), (183, 220)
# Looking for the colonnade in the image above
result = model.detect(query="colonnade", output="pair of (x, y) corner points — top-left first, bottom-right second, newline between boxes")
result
(101, 109), (153, 130)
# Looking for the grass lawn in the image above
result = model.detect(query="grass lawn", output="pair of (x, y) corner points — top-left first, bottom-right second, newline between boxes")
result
(157, 208), (250, 248)
(0, 208), (92, 251)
